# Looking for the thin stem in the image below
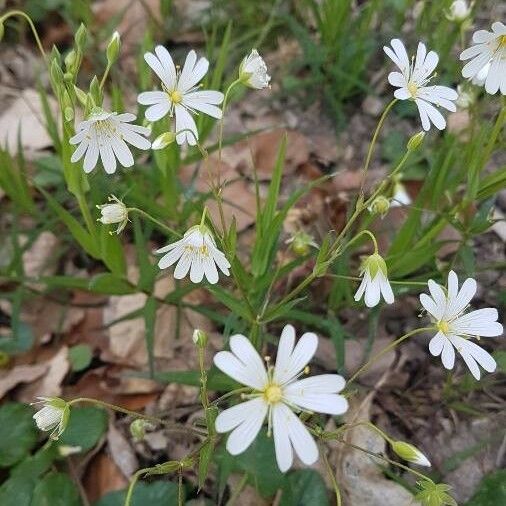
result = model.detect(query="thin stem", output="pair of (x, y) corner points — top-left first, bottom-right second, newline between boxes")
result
(128, 208), (181, 237)
(99, 63), (112, 90)
(320, 445), (342, 506)
(479, 99), (505, 172)
(326, 273), (428, 286)
(341, 229), (378, 255)
(360, 98), (398, 193)
(0, 11), (48, 63)
(76, 192), (96, 238)
(68, 397), (205, 435)
(178, 471), (184, 506)
(200, 206), (208, 228)
(346, 327), (432, 386)
(124, 468), (147, 506)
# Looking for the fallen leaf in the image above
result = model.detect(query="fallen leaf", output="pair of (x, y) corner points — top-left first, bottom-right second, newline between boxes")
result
(83, 451), (128, 503)
(107, 419), (139, 478)
(0, 363), (47, 400)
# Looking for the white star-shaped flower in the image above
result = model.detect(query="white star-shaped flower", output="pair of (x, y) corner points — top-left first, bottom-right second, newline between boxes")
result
(420, 270), (503, 379)
(156, 225), (230, 284)
(384, 39), (458, 131)
(137, 46), (224, 145)
(32, 397), (70, 439)
(70, 109), (150, 174)
(213, 325), (348, 472)
(460, 22), (506, 95)
(354, 253), (394, 308)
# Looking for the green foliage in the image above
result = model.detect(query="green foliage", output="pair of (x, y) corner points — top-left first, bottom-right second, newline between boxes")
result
(68, 344), (93, 372)
(31, 473), (81, 506)
(58, 406), (108, 452)
(0, 403), (38, 468)
(466, 470), (506, 506)
(94, 482), (180, 506)
(279, 470), (330, 506)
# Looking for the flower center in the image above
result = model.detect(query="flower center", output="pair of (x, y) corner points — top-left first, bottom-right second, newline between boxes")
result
(437, 320), (450, 335)
(407, 81), (418, 98)
(499, 35), (506, 48)
(263, 384), (282, 404)
(169, 90), (182, 104)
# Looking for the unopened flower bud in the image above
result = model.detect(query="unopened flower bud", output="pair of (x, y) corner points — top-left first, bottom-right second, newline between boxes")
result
(368, 195), (390, 217)
(106, 31), (121, 64)
(286, 231), (318, 256)
(75, 23), (87, 50)
(130, 419), (155, 442)
(239, 49), (271, 89)
(32, 397), (70, 440)
(50, 59), (65, 88)
(152, 132), (176, 150)
(391, 440), (431, 466)
(65, 50), (77, 72)
(193, 329), (208, 348)
(446, 0), (472, 22)
(407, 131), (425, 151)
(97, 195), (129, 234)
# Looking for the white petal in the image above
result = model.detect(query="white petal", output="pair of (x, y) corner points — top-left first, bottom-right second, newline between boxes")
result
(364, 274), (381, 308)
(379, 274), (394, 304)
(203, 255), (219, 284)
(416, 99), (432, 131)
(452, 308), (503, 337)
(462, 50), (492, 79)
(215, 398), (266, 433)
(225, 399), (267, 455)
(210, 246), (231, 275)
(70, 138), (89, 163)
(449, 335), (497, 376)
(174, 104), (198, 145)
(69, 129), (87, 145)
(274, 331), (318, 385)
(158, 244), (184, 269)
(281, 403), (319, 467)
(284, 391), (348, 415)
(446, 276), (476, 320)
(428, 279), (446, 308)
(272, 403), (293, 472)
(285, 374), (345, 394)
(274, 325), (296, 378)
(420, 294), (443, 320)
(83, 138), (99, 173)
(145, 101), (170, 122)
(119, 124), (151, 150)
(137, 91), (167, 105)
(394, 88), (411, 100)
(416, 99), (446, 130)
(178, 50), (209, 93)
(144, 49), (176, 89)
(229, 334), (268, 385)
(99, 141), (117, 174)
(428, 332), (445, 356)
(485, 55), (502, 95)
(354, 276), (367, 302)
(189, 253), (205, 283)
(183, 93), (223, 119)
(388, 71), (407, 87)
(441, 339), (455, 370)
(154, 45), (177, 88)
(110, 136), (134, 167)
(460, 44), (486, 61)
(173, 251), (192, 279)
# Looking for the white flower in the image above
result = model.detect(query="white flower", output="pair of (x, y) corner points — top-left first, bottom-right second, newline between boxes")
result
(471, 61), (490, 86)
(70, 109), (150, 174)
(32, 397), (69, 439)
(391, 181), (412, 207)
(420, 270), (503, 380)
(446, 1), (472, 22)
(384, 39), (458, 131)
(138, 47), (224, 145)
(156, 225), (230, 284)
(391, 441), (431, 467)
(460, 22), (506, 95)
(354, 253), (394, 308)
(97, 195), (129, 234)
(239, 49), (271, 89)
(213, 325), (348, 472)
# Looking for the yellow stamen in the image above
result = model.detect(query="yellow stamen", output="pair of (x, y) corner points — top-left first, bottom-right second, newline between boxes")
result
(264, 384), (282, 404)
(407, 81), (418, 98)
(437, 320), (450, 335)
(499, 35), (506, 48)
(169, 90), (182, 104)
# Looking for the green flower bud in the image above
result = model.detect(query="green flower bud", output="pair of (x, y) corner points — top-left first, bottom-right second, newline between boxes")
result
(129, 419), (155, 442)
(89, 76), (102, 105)
(193, 329), (208, 348)
(287, 231), (318, 256)
(64, 50), (77, 72)
(50, 59), (65, 88)
(362, 252), (387, 278)
(106, 31), (121, 64)
(391, 440), (431, 466)
(407, 131), (425, 151)
(152, 131), (176, 150)
(75, 23), (87, 50)
(74, 85), (88, 106)
(368, 195), (390, 217)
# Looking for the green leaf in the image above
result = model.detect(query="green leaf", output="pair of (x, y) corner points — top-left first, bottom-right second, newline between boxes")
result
(94, 481), (179, 506)
(216, 430), (286, 497)
(152, 367), (238, 391)
(31, 473), (81, 506)
(0, 403), (38, 467)
(68, 344), (93, 372)
(58, 406), (107, 452)
(198, 439), (215, 490)
(143, 296), (157, 377)
(99, 225), (126, 277)
(88, 273), (136, 295)
(465, 470), (506, 505)
(0, 322), (35, 355)
(280, 470), (330, 506)
(38, 187), (99, 258)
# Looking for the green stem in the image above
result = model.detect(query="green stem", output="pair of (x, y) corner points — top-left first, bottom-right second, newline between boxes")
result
(128, 208), (181, 237)
(68, 397), (205, 435)
(341, 229), (378, 255)
(76, 192), (96, 238)
(326, 273), (428, 286)
(99, 63), (112, 90)
(0, 11), (48, 64)
(360, 98), (398, 193)
(479, 98), (505, 172)
(124, 468), (147, 506)
(320, 445), (342, 506)
(346, 327), (432, 386)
